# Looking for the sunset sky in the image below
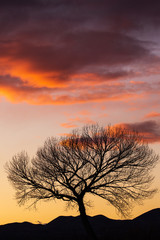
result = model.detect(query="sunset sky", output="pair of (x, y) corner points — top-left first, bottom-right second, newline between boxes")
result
(0, 0), (160, 225)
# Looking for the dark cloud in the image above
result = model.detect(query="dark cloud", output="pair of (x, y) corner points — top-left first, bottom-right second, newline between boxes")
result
(124, 121), (160, 134)
(0, 0), (160, 104)
(1, 0), (160, 31)
(0, 31), (151, 78)
(0, 0), (48, 7)
(117, 121), (160, 143)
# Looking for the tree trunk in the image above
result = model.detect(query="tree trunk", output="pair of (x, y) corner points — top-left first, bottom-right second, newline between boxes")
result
(78, 199), (98, 240)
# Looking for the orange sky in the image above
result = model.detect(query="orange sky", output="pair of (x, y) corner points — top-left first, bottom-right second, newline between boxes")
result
(0, 0), (160, 225)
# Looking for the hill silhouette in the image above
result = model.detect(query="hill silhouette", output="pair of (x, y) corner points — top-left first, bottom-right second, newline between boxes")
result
(1, 208), (160, 240)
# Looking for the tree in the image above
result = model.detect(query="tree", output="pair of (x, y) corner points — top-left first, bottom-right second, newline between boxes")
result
(6, 124), (159, 240)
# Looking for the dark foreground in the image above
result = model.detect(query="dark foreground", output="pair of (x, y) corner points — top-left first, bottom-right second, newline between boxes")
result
(1, 208), (160, 240)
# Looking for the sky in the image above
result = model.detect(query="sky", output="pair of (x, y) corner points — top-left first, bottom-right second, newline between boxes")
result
(0, 0), (160, 225)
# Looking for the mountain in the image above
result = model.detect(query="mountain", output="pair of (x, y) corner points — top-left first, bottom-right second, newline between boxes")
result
(134, 208), (160, 222)
(1, 209), (160, 240)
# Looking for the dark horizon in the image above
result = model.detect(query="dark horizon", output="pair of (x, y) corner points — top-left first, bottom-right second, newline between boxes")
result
(1, 208), (160, 240)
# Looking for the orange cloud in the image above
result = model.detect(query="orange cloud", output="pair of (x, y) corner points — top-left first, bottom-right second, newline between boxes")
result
(0, 73), (143, 105)
(61, 117), (96, 129)
(130, 80), (145, 85)
(145, 112), (160, 119)
(52, 92), (141, 105)
(60, 123), (78, 128)
(0, 1), (160, 107)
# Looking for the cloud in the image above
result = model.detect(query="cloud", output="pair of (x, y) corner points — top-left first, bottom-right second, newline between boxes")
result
(61, 117), (96, 128)
(145, 112), (160, 119)
(0, 73), (145, 105)
(60, 123), (78, 128)
(0, 1), (160, 105)
(0, 31), (151, 76)
(115, 120), (160, 143)
(0, 75), (55, 104)
(1, 1), (160, 38)
(60, 119), (160, 142)
(0, 0), (50, 7)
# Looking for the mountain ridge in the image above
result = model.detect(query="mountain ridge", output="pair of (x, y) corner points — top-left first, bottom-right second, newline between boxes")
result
(1, 208), (160, 240)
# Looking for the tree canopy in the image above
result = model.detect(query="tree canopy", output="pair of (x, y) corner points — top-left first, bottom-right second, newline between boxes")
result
(6, 124), (159, 239)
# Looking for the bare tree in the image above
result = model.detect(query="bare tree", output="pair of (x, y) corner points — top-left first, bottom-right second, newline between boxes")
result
(6, 124), (159, 240)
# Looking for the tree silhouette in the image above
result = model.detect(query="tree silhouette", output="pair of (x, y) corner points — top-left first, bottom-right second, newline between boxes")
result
(6, 124), (159, 240)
